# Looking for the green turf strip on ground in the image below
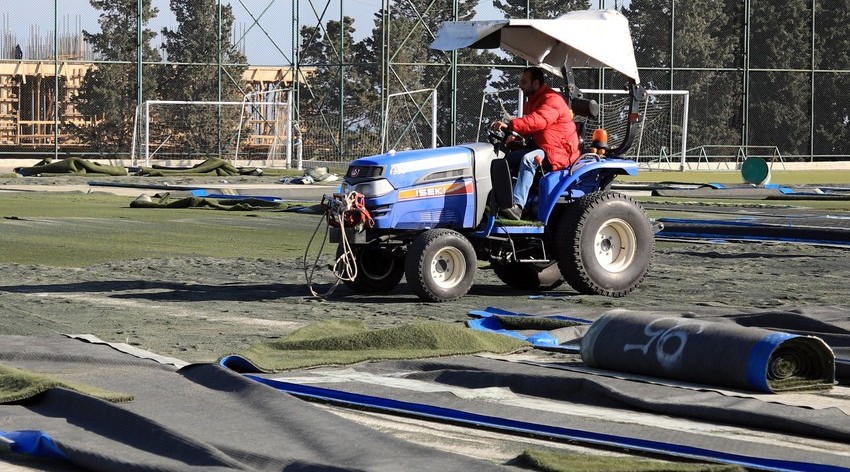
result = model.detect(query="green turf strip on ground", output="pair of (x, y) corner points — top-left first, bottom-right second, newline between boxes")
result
(234, 320), (529, 372)
(0, 363), (133, 404)
(619, 169), (850, 185)
(129, 194), (296, 210)
(518, 449), (745, 472)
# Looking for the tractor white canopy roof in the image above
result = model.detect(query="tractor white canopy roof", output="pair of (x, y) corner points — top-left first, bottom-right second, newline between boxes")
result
(431, 9), (640, 83)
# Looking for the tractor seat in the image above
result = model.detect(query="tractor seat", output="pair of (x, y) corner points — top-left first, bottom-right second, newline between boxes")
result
(570, 97), (599, 152)
(571, 97), (599, 119)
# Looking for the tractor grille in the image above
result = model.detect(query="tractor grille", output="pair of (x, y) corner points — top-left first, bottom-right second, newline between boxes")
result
(420, 209), (458, 224)
(346, 165), (384, 180)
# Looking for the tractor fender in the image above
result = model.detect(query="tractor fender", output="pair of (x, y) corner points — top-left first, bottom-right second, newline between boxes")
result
(537, 157), (638, 224)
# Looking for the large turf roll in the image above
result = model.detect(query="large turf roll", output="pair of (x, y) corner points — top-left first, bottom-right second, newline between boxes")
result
(15, 157), (127, 176)
(580, 311), (835, 393)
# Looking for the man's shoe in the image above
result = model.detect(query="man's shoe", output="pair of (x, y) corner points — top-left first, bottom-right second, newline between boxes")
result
(499, 204), (522, 220)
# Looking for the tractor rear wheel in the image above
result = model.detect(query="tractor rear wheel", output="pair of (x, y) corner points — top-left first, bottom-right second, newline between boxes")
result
(405, 229), (477, 302)
(554, 192), (653, 297)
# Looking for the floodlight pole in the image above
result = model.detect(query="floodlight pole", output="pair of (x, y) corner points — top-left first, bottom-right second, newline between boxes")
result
(137, 0), (144, 163)
(218, 0), (224, 158)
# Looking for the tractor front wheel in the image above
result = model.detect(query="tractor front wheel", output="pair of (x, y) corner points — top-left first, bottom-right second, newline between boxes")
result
(405, 229), (477, 302)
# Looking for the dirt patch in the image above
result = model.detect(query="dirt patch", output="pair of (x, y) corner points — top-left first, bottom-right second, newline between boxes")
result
(0, 239), (847, 363)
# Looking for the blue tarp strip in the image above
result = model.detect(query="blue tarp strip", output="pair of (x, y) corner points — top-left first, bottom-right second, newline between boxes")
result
(190, 189), (282, 202)
(219, 354), (264, 373)
(245, 376), (848, 472)
(467, 307), (589, 351)
(468, 306), (593, 324)
(0, 430), (68, 460)
(659, 217), (790, 227)
(657, 231), (850, 246)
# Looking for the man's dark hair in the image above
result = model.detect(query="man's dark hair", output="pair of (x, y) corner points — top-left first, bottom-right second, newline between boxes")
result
(524, 66), (546, 85)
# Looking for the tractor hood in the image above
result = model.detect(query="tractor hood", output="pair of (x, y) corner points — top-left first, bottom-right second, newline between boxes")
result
(431, 9), (640, 83)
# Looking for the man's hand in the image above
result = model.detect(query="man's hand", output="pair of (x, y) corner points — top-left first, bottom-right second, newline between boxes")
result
(489, 120), (508, 132)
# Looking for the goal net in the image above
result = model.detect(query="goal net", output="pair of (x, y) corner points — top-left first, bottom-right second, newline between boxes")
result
(577, 89), (689, 168)
(133, 91), (293, 167)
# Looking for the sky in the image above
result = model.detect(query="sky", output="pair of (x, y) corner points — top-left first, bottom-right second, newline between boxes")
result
(3, 0), (382, 64)
(4, 0), (625, 65)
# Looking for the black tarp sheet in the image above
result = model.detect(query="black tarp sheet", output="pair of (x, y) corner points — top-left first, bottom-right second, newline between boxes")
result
(2, 307), (850, 471)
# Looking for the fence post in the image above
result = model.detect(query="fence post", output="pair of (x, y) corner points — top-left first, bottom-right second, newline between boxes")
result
(431, 89), (437, 149)
(286, 89), (293, 168)
(680, 92), (689, 171)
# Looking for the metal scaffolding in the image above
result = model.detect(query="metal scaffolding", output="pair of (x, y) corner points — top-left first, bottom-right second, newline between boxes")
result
(0, 0), (847, 163)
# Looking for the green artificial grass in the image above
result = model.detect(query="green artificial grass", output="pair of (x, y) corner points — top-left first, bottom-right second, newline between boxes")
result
(0, 192), (324, 266)
(0, 363), (133, 404)
(233, 320), (529, 372)
(15, 157), (128, 177)
(518, 449), (745, 472)
(2, 169), (848, 267)
(137, 158), (263, 177)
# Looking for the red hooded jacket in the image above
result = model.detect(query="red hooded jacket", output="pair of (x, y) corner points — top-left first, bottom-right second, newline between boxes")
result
(507, 84), (580, 170)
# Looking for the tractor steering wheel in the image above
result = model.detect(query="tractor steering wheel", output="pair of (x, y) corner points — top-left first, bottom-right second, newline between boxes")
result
(487, 128), (526, 153)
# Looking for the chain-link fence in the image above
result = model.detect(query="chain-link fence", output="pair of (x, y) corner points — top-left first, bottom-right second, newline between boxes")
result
(0, 0), (847, 167)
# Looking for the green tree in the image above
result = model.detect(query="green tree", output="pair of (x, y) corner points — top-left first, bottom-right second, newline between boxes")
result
(624, 0), (742, 151)
(625, 0), (670, 71)
(73, 0), (160, 153)
(298, 16), (379, 159)
(747, 0), (812, 158)
(158, 0), (248, 157)
(672, 0), (742, 149)
(356, 0), (497, 149)
(812, 0), (850, 157)
(493, 0), (587, 19)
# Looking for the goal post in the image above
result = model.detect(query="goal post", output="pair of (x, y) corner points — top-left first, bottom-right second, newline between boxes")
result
(382, 88), (438, 153)
(134, 91), (293, 168)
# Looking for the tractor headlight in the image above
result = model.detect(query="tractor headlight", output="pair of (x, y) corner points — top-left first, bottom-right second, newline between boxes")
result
(347, 178), (394, 198)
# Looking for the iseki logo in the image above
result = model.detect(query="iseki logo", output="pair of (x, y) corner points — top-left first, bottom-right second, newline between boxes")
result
(416, 186), (447, 197)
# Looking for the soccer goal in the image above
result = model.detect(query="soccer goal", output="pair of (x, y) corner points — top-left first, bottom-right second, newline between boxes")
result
(132, 90), (293, 168)
(578, 89), (689, 169)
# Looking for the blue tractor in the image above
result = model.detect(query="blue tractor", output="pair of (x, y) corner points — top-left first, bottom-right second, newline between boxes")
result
(329, 10), (655, 302)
